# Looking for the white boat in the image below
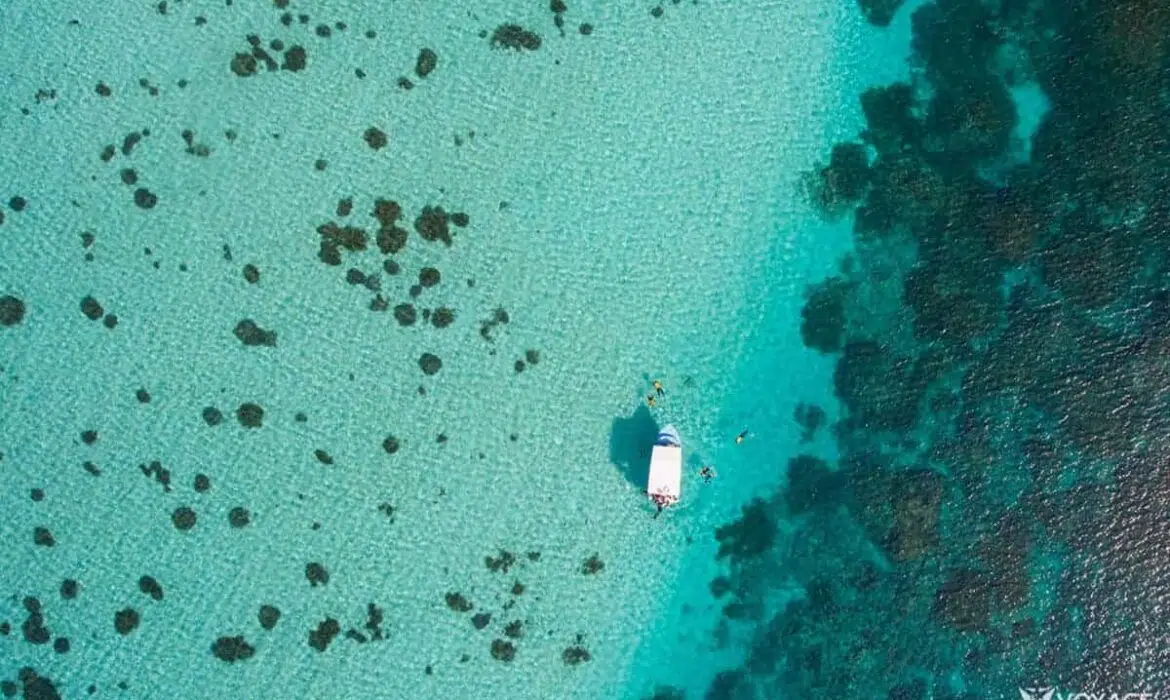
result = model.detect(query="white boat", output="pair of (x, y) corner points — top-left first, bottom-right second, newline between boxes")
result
(647, 425), (682, 510)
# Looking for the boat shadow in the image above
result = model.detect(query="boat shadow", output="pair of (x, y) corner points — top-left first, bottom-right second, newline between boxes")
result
(608, 404), (660, 491)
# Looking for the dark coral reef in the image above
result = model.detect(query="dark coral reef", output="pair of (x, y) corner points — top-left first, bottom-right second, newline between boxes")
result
(680, 0), (1170, 697)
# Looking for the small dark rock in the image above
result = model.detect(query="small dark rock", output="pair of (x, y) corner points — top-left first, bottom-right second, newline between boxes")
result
(490, 24), (541, 51)
(382, 435), (400, 454)
(445, 593), (473, 612)
(135, 388), (151, 403)
(394, 303), (417, 326)
(234, 319), (277, 347)
(419, 267), (441, 287)
(228, 507), (251, 528)
(485, 550), (516, 573)
(490, 639), (516, 662)
(237, 403), (264, 428)
(306, 562), (329, 587)
(376, 225), (408, 254)
(282, 46), (307, 71)
(193, 473), (211, 492)
(172, 506), (197, 531)
(22, 616), (50, 645)
(364, 127), (388, 150)
(419, 353), (442, 375)
(373, 198), (402, 225)
(133, 188), (158, 209)
(202, 407), (223, 426)
(314, 449), (333, 465)
(0, 295), (25, 327)
(503, 620), (523, 639)
(242, 264), (260, 283)
(60, 579), (79, 599)
(415, 48), (438, 78)
(414, 206), (452, 246)
(582, 554), (604, 575)
(138, 576), (164, 601)
(231, 53), (258, 76)
(211, 635), (255, 663)
(258, 605), (281, 630)
(525, 349), (540, 364)
(33, 527), (55, 547)
(17, 671), (61, 700)
(563, 646), (592, 665)
(80, 296), (104, 320)
(432, 308), (455, 328)
(308, 618), (341, 652)
(114, 608), (140, 635)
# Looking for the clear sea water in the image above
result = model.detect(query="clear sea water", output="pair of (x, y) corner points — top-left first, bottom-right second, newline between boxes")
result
(4, 0), (1166, 699)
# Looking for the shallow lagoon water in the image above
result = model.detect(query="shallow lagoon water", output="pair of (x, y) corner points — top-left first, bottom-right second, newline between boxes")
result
(0, 1), (898, 698)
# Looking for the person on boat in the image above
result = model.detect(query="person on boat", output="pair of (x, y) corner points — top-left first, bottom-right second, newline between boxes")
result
(735, 429), (749, 445)
(653, 380), (665, 398)
(700, 465), (716, 483)
(647, 394), (657, 408)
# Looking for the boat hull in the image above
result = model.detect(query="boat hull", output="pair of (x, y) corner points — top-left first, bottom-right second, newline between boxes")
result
(647, 425), (682, 505)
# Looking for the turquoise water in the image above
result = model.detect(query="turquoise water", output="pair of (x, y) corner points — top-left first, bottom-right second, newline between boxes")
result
(6, 0), (1166, 698)
(0, 1), (889, 698)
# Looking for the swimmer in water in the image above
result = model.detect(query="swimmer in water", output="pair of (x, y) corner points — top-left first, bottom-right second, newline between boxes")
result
(647, 394), (657, 408)
(653, 379), (665, 398)
(735, 429), (749, 445)
(699, 465), (716, 483)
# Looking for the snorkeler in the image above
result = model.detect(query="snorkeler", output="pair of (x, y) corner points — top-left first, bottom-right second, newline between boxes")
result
(699, 465), (716, 483)
(735, 429), (749, 445)
(653, 379), (665, 398)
